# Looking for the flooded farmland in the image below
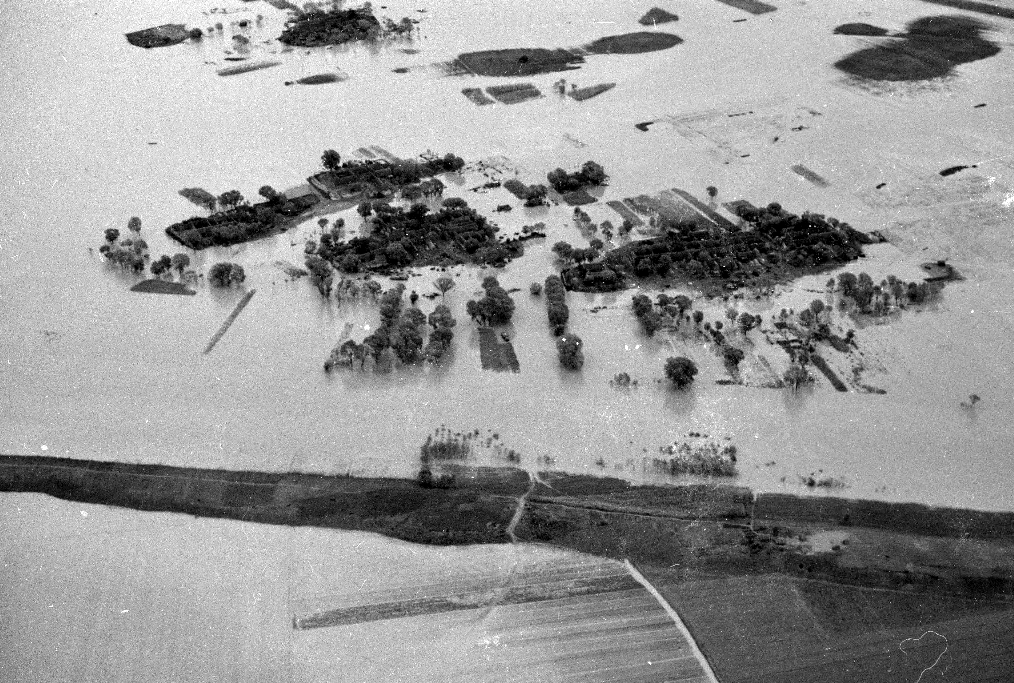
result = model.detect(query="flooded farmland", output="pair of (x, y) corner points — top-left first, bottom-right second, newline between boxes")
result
(3, 0), (1014, 678)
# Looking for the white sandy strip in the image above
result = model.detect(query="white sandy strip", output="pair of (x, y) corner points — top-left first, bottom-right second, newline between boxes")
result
(624, 560), (720, 683)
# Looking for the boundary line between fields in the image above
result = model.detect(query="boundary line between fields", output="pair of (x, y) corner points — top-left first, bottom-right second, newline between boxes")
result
(624, 560), (720, 683)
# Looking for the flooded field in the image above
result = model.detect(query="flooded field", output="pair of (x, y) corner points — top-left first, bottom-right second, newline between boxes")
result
(5, 0), (1014, 678)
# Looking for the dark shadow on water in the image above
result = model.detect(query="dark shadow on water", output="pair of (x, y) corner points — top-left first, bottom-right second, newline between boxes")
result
(781, 383), (815, 415)
(662, 386), (696, 416)
(834, 15), (1000, 81)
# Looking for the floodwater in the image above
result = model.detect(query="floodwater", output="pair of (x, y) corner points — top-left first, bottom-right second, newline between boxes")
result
(5, 0), (1014, 679)
(4, 0), (1014, 508)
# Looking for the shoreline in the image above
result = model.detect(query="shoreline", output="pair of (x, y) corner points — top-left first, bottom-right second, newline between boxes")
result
(2, 454), (1013, 602)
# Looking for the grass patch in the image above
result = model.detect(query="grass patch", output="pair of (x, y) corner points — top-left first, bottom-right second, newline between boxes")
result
(714, 0), (778, 14)
(790, 164), (830, 188)
(477, 328), (520, 372)
(639, 7), (680, 26)
(569, 82), (616, 102)
(560, 188), (597, 205)
(455, 48), (583, 77)
(130, 279), (196, 295)
(486, 83), (542, 104)
(583, 32), (683, 54)
(834, 22), (890, 36)
(462, 87), (495, 105)
(296, 72), (347, 85)
(217, 61), (282, 77)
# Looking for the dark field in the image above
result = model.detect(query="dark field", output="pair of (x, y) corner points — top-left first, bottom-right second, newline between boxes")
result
(835, 15), (1001, 81)
(5, 455), (1014, 607)
(569, 82), (616, 102)
(658, 574), (1014, 683)
(486, 82), (542, 104)
(834, 22), (890, 36)
(455, 48), (584, 77)
(130, 279), (196, 295)
(583, 32), (683, 55)
(714, 0), (778, 15)
(478, 327), (521, 371)
(296, 73), (343, 84)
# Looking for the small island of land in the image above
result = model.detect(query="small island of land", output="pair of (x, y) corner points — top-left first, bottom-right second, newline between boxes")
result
(278, 3), (414, 47)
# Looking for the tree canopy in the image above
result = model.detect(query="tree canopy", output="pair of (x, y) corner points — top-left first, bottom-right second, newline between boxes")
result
(665, 356), (698, 389)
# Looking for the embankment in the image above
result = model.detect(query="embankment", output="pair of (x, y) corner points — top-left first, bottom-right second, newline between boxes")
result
(3, 455), (1013, 600)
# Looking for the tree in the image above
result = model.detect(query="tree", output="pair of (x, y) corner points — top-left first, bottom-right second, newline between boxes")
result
(170, 253), (191, 275)
(706, 186), (718, 202)
(784, 363), (810, 391)
(434, 276), (455, 300)
(259, 185), (281, 204)
(693, 310), (704, 327)
(552, 241), (574, 263)
(428, 304), (455, 331)
(809, 299), (826, 320)
(579, 160), (607, 186)
(337, 253), (361, 273)
(557, 334), (584, 370)
(218, 190), (244, 211)
(721, 345), (745, 370)
(665, 356), (698, 389)
(672, 295), (692, 321)
(466, 277), (514, 326)
(127, 217), (142, 235)
(529, 282), (542, 296)
(104, 228), (120, 244)
(738, 312), (756, 333)
(209, 262), (245, 287)
(150, 255), (172, 278)
(357, 201), (373, 218)
(589, 238), (604, 252)
(322, 149), (341, 173)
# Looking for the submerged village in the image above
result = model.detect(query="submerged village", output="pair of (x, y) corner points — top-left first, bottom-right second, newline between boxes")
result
(6, 1), (1014, 681)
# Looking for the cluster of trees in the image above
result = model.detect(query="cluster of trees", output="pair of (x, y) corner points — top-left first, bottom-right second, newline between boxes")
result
(664, 356), (698, 390)
(502, 179), (549, 207)
(208, 262), (246, 287)
(543, 275), (569, 335)
(546, 161), (608, 193)
(466, 276), (515, 326)
(399, 178), (446, 202)
(783, 362), (813, 391)
(832, 271), (936, 315)
(632, 293), (696, 336)
(325, 286), (457, 372)
(572, 208), (631, 242)
(605, 202), (868, 287)
(423, 303), (456, 363)
(150, 253), (191, 279)
(552, 240), (602, 265)
(320, 151), (464, 197)
(99, 219), (149, 274)
(279, 5), (392, 47)
(315, 198), (518, 273)
(99, 217), (198, 283)
(557, 334), (584, 370)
